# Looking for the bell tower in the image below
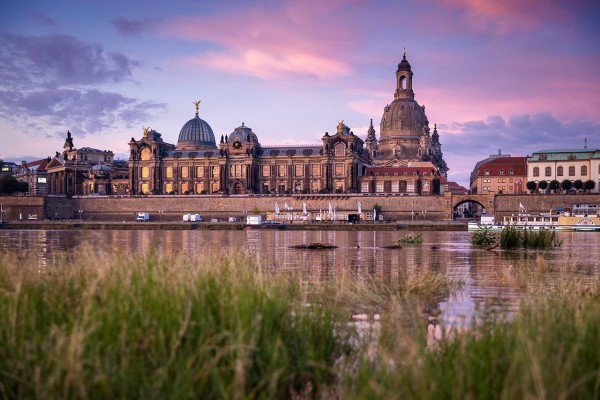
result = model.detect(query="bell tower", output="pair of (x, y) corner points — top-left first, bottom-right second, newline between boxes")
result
(394, 49), (414, 100)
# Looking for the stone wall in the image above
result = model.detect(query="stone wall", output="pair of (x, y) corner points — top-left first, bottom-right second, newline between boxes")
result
(3, 193), (599, 223)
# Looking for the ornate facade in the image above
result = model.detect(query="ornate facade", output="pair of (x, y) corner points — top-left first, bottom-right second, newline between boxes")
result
(128, 54), (448, 196)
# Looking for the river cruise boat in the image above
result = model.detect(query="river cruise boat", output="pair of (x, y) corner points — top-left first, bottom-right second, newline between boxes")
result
(468, 204), (600, 232)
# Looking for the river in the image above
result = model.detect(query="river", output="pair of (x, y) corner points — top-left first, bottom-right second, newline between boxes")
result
(1, 229), (598, 325)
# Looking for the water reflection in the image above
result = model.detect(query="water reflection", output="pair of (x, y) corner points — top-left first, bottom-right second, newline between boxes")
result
(1, 229), (598, 324)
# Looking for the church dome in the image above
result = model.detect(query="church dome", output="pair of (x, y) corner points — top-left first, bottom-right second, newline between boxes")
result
(176, 108), (217, 150)
(380, 98), (428, 139)
(229, 122), (259, 145)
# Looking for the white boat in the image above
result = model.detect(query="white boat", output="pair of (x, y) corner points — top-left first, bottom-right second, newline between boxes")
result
(468, 204), (600, 232)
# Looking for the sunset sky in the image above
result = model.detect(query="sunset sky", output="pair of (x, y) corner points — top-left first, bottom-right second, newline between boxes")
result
(1, 0), (598, 186)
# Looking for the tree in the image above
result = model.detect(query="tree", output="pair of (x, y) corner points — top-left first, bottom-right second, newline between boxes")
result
(573, 180), (583, 192)
(526, 181), (537, 193)
(373, 203), (382, 220)
(432, 178), (441, 195)
(549, 180), (560, 193)
(584, 180), (596, 192)
(561, 179), (573, 192)
(538, 180), (548, 192)
(18, 181), (29, 194)
(0, 175), (20, 194)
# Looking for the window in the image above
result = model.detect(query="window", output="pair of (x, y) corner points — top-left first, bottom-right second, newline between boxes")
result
(37, 177), (47, 183)
(262, 165), (270, 177)
(295, 164), (304, 177)
(141, 148), (152, 161)
(557, 166), (563, 176)
(335, 163), (344, 176)
(391, 181), (399, 192)
(181, 182), (188, 192)
(407, 181), (415, 193)
(334, 143), (346, 157)
(311, 164), (320, 177)
(569, 166), (575, 176)
(509, 178), (513, 183)
(165, 183), (173, 193)
(312, 181), (321, 192)
(376, 182), (384, 193)
(335, 181), (344, 191)
(499, 169), (505, 175)
(141, 167), (149, 178)
(361, 182), (370, 193)
(581, 165), (588, 176)
(196, 166), (204, 178)
(181, 167), (189, 178)
(165, 167), (173, 178)
(210, 166), (219, 178)
(484, 170), (490, 175)
(509, 169), (514, 175)
(211, 182), (219, 193)
(545, 167), (551, 177)
(141, 183), (149, 194)
(278, 164), (286, 177)
(196, 182), (204, 192)
(533, 167), (539, 177)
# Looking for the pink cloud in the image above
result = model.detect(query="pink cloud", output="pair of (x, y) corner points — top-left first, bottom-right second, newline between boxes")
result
(159, 2), (361, 79)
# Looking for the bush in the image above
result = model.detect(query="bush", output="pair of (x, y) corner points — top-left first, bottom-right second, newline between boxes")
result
(584, 180), (596, 192)
(398, 233), (423, 245)
(0, 175), (19, 194)
(573, 180), (583, 191)
(561, 179), (573, 192)
(471, 227), (497, 246)
(526, 181), (537, 193)
(538, 180), (548, 192)
(549, 180), (560, 192)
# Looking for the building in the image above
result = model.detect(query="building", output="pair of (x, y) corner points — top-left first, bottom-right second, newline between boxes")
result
(0, 161), (18, 175)
(128, 53), (449, 195)
(527, 148), (600, 193)
(46, 131), (129, 195)
(471, 156), (527, 194)
(15, 159), (50, 195)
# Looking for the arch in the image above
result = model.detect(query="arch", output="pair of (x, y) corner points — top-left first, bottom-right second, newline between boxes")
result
(230, 180), (244, 195)
(334, 142), (346, 157)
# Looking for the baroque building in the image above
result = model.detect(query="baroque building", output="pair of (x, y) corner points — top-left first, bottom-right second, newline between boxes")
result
(128, 53), (449, 196)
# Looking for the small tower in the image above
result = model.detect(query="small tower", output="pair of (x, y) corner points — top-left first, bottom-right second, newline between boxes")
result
(365, 119), (378, 159)
(394, 48), (414, 100)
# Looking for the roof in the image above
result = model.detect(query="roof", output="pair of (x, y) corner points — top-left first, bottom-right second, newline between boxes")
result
(476, 156), (527, 177)
(528, 149), (600, 162)
(469, 153), (511, 184)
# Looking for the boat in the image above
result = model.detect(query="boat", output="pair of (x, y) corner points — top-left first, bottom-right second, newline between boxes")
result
(468, 204), (600, 232)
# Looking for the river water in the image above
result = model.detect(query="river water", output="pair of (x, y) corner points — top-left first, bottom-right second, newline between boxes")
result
(1, 229), (598, 325)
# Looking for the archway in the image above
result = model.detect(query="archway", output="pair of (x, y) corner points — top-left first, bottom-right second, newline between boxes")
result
(452, 199), (486, 221)
(233, 181), (243, 195)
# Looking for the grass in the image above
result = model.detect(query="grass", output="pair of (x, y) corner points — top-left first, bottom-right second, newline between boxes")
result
(0, 247), (598, 399)
(500, 226), (563, 249)
(471, 226), (498, 246)
(397, 233), (423, 245)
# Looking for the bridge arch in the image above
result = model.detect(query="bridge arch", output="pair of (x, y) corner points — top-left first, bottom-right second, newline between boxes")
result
(450, 194), (495, 219)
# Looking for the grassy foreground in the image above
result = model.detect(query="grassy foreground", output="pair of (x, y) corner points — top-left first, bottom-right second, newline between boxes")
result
(0, 248), (599, 399)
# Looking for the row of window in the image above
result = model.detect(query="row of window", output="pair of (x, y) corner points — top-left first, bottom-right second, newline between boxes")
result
(532, 165), (589, 177)
(484, 169), (515, 176)
(482, 178), (516, 183)
(142, 164), (351, 179)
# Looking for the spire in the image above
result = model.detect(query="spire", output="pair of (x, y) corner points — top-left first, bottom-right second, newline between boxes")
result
(584, 137), (588, 149)
(367, 119), (376, 138)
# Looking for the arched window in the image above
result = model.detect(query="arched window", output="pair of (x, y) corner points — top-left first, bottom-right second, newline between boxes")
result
(569, 166), (575, 176)
(545, 167), (551, 177)
(533, 167), (539, 177)
(581, 165), (588, 176)
(334, 143), (346, 157)
(557, 166), (563, 176)
(140, 148), (152, 161)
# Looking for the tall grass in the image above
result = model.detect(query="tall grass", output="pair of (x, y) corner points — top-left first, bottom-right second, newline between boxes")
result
(1, 247), (598, 399)
(500, 226), (563, 249)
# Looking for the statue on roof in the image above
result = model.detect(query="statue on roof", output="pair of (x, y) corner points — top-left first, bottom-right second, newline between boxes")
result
(194, 100), (201, 116)
(143, 126), (150, 139)
(64, 130), (74, 150)
(337, 120), (344, 133)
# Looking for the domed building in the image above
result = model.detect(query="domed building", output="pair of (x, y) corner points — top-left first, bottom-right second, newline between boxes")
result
(126, 54), (448, 196)
(176, 102), (217, 150)
(366, 51), (448, 176)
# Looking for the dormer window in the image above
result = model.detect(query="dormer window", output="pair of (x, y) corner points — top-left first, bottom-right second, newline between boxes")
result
(499, 169), (504, 175)
(484, 170), (490, 175)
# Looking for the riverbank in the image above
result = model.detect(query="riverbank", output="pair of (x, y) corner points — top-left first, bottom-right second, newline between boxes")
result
(0, 220), (467, 231)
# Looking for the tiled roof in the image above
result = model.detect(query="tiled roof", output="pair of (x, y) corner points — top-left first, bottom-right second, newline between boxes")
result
(476, 156), (527, 177)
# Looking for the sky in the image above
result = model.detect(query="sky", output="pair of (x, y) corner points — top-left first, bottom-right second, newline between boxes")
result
(1, 0), (599, 187)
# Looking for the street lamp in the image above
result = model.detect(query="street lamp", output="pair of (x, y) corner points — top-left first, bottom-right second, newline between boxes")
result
(78, 209), (83, 221)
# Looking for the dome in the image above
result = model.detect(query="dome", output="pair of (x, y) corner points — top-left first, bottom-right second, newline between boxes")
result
(91, 162), (113, 172)
(176, 114), (216, 150)
(380, 98), (428, 139)
(397, 55), (411, 72)
(228, 122), (259, 145)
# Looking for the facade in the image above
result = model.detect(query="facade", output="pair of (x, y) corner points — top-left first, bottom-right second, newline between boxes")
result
(128, 54), (449, 195)
(15, 159), (50, 195)
(46, 131), (129, 195)
(366, 51), (448, 176)
(0, 161), (18, 175)
(527, 149), (600, 193)
(471, 156), (527, 194)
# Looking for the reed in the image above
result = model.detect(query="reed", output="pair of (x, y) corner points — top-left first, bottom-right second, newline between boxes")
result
(471, 226), (497, 246)
(500, 227), (562, 249)
(1, 247), (597, 399)
(397, 233), (423, 245)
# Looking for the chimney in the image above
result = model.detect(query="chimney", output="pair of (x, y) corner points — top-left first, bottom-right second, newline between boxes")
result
(498, 149), (501, 156)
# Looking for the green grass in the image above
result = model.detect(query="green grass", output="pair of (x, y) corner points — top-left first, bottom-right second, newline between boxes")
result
(0, 247), (598, 399)
(471, 226), (498, 246)
(500, 226), (563, 249)
(397, 233), (423, 245)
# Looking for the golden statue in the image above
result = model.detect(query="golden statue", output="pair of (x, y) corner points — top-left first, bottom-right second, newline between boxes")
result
(143, 126), (150, 138)
(194, 100), (201, 116)
(337, 120), (344, 133)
